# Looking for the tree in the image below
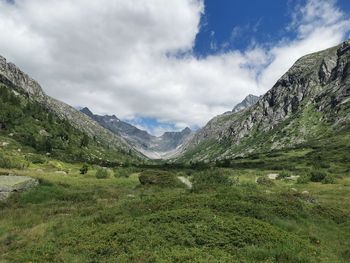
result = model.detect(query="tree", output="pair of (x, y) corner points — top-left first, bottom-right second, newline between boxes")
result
(80, 164), (89, 174)
(42, 137), (53, 153)
(80, 134), (89, 148)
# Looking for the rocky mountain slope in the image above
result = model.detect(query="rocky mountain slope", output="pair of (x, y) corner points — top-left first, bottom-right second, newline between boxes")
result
(179, 40), (350, 162)
(232, 94), (260, 113)
(80, 108), (193, 159)
(0, 55), (142, 161)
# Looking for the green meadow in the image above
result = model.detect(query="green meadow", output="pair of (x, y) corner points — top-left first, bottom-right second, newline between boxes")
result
(1, 157), (349, 262)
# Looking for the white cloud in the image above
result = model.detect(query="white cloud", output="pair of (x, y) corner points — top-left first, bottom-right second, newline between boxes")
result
(0, 0), (349, 134)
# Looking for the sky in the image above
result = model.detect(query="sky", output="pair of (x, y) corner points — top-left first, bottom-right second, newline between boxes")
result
(0, 0), (350, 136)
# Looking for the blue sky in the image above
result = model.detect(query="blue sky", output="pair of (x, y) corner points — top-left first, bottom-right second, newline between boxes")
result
(195, 0), (350, 56)
(1, 0), (350, 136)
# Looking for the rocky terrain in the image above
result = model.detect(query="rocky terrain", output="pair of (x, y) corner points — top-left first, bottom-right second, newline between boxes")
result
(179, 40), (350, 162)
(81, 108), (193, 159)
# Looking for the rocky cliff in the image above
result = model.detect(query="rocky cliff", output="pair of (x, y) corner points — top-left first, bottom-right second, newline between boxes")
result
(179, 40), (350, 162)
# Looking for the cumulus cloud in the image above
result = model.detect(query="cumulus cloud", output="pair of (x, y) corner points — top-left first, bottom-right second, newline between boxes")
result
(0, 0), (349, 134)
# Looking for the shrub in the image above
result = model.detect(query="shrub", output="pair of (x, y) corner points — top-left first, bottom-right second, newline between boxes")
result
(256, 176), (275, 187)
(114, 168), (130, 178)
(322, 174), (335, 184)
(138, 170), (180, 187)
(192, 169), (232, 191)
(0, 153), (23, 169)
(80, 164), (89, 174)
(26, 154), (46, 164)
(297, 174), (310, 184)
(310, 170), (327, 182)
(95, 168), (109, 179)
(318, 162), (331, 169)
(276, 170), (290, 180)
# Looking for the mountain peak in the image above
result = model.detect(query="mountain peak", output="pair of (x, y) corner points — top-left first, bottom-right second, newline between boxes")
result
(181, 127), (192, 134)
(80, 107), (94, 117)
(232, 94), (260, 113)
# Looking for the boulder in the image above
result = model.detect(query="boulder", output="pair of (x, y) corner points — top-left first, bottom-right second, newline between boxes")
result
(0, 175), (38, 201)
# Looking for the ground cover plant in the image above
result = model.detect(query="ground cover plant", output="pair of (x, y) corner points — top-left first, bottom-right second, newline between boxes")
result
(0, 156), (349, 262)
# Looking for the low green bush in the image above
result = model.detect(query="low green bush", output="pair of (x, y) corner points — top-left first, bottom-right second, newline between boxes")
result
(310, 170), (327, 182)
(138, 170), (180, 187)
(297, 174), (310, 184)
(318, 162), (331, 169)
(95, 168), (110, 179)
(256, 176), (275, 187)
(0, 153), (24, 169)
(80, 164), (89, 174)
(322, 174), (335, 184)
(114, 168), (130, 178)
(192, 169), (232, 191)
(276, 170), (290, 180)
(26, 154), (46, 164)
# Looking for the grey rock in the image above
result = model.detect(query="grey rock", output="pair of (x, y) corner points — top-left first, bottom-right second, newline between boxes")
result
(0, 175), (38, 201)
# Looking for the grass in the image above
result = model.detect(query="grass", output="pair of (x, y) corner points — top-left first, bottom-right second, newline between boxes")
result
(0, 162), (349, 262)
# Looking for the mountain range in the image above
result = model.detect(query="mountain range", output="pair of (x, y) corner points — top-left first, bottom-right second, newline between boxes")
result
(80, 107), (193, 159)
(1, 40), (350, 163)
(179, 40), (350, 162)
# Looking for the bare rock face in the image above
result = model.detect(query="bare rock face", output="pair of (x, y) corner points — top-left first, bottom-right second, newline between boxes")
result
(181, 40), (350, 161)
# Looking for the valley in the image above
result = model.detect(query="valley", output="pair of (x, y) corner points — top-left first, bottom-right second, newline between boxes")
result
(0, 40), (350, 262)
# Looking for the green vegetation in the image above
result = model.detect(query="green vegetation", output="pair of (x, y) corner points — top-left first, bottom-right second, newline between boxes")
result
(191, 169), (233, 191)
(1, 70), (350, 262)
(256, 176), (275, 186)
(277, 170), (291, 180)
(0, 83), (139, 165)
(138, 170), (182, 187)
(1, 86), (349, 261)
(79, 164), (89, 175)
(95, 168), (110, 179)
(0, 162), (349, 262)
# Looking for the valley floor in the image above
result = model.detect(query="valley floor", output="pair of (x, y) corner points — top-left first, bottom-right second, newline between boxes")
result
(0, 162), (349, 263)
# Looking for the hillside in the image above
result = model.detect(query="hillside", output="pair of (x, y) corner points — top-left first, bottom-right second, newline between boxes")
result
(0, 56), (142, 165)
(81, 107), (193, 159)
(179, 40), (350, 162)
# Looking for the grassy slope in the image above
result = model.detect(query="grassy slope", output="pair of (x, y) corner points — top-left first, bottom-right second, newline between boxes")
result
(0, 160), (349, 262)
(0, 83), (140, 166)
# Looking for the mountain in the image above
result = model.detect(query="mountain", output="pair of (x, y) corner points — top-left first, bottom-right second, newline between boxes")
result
(232, 94), (260, 113)
(179, 40), (350, 162)
(80, 108), (193, 159)
(0, 55), (142, 163)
